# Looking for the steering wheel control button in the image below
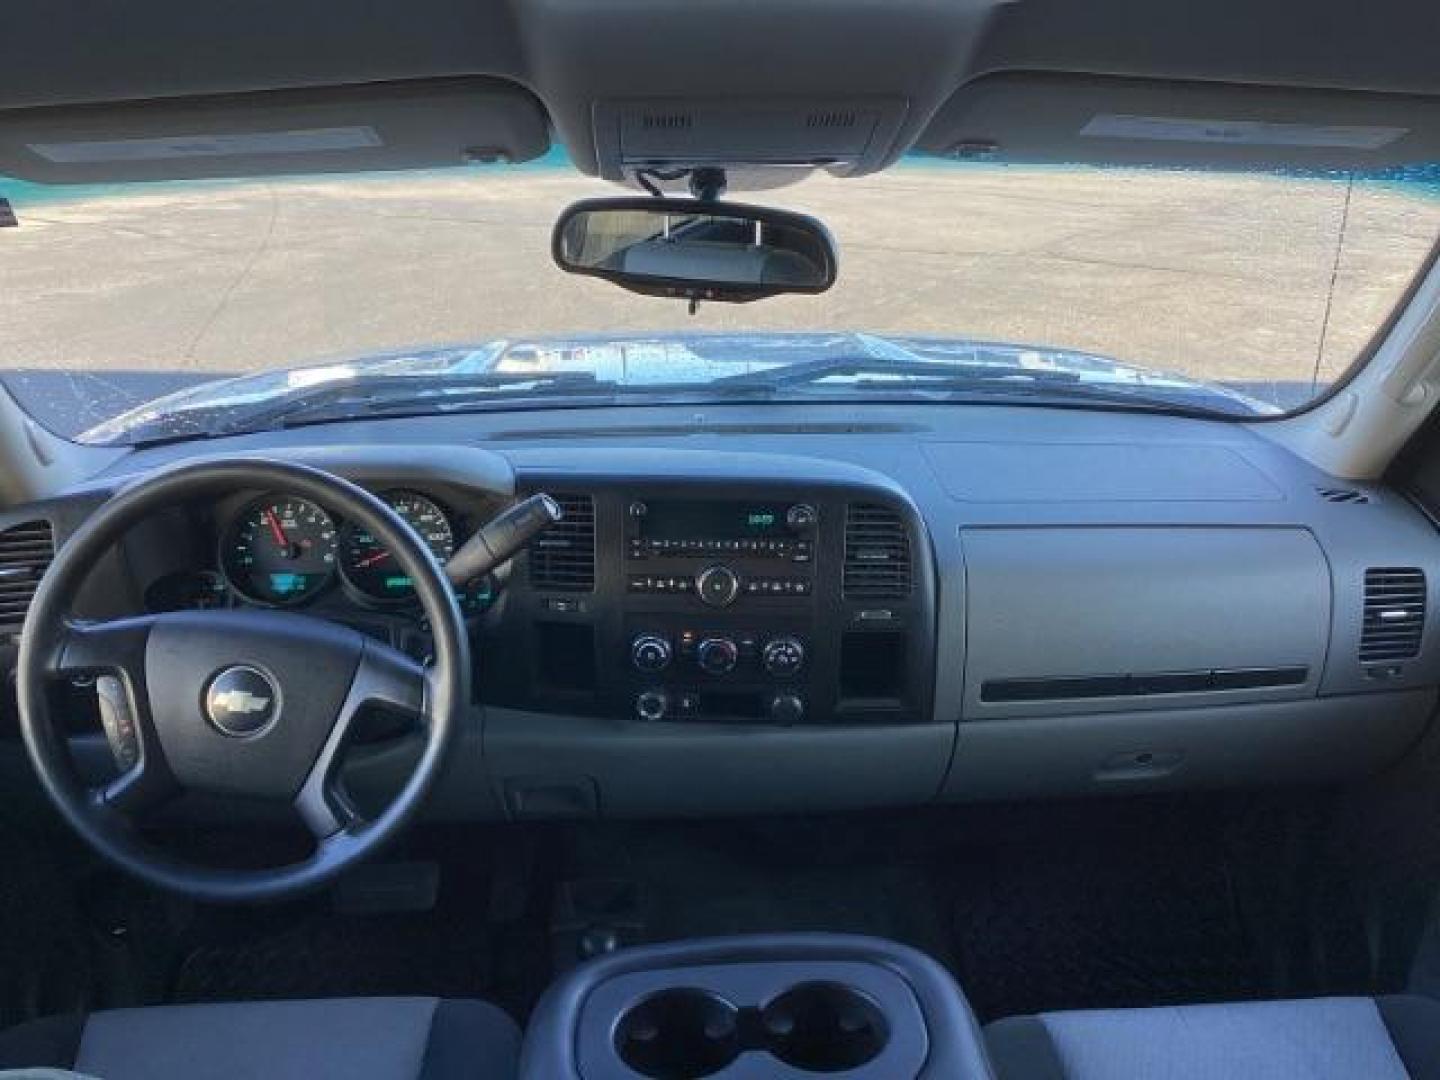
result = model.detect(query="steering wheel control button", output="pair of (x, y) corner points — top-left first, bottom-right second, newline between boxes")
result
(635, 689), (670, 722)
(696, 637), (740, 676)
(762, 636), (806, 676)
(204, 665), (279, 737)
(95, 675), (140, 770)
(697, 565), (741, 607)
(631, 633), (673, 673)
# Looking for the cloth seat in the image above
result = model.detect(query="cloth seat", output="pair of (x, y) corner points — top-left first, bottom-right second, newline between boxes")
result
(0, 997), (520, 1080)
(985, 994), (1440, 1080)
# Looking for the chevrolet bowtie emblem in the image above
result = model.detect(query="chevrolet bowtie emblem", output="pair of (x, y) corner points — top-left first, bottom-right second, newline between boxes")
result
(205, 666), (280, 736)
(210, 690), (271, 714)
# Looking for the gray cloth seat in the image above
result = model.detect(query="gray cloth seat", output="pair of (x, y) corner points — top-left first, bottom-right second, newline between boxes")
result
(0, 997), (520, 1080)
(986, 994), (1440, 1079)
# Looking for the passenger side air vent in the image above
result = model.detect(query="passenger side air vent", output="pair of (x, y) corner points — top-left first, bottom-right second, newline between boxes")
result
(528, 494), (595, 592)
(1361, 567), (1426, 664)
(843, 504), (911, 598)
(1317, 486), (1370, 505)
(0, 520), (54, 630)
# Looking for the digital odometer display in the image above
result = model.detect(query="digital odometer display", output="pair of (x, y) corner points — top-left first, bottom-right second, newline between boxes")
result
(340, 491), (456, 600)
(221, 496), (338, 605)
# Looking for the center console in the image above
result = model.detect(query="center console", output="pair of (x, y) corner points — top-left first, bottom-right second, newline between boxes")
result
(495, 479), (935, 728)
(520, 934), (996, 1079)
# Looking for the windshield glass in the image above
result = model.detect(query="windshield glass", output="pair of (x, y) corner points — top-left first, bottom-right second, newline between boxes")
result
(3, 153), (1439, 444)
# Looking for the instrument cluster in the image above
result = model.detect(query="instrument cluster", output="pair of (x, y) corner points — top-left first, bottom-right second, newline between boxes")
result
(143, 488), (494, 614)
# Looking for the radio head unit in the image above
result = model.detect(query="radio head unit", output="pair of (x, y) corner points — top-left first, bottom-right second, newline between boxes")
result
(627, 498), (817, 561)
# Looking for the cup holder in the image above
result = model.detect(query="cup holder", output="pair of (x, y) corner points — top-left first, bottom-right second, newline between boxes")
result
(761, 982), (890, 1073)
(614, 981), (891, 1077)
(615, 988), (741, 1079)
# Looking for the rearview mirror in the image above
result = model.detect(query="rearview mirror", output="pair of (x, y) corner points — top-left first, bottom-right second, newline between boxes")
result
(552, 197), (837, 303)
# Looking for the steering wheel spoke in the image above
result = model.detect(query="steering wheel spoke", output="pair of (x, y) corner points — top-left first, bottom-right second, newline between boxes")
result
(93, 752), (175, 817)
(293, 642), (426, 842)
(48, 615), (156, 681)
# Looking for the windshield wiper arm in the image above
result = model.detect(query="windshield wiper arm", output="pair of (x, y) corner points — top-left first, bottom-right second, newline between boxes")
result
(708, 355), (1084, 390)
(217, 371), (607, 433)
(706, 354), (1246, 418)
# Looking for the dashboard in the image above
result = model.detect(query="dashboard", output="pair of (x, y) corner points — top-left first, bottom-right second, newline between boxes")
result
(3, 402), (1440, 821)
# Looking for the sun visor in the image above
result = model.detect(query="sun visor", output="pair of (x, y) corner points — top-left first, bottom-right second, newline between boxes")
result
(0, 78), (550, 184)
(918, 73), (1440, 171)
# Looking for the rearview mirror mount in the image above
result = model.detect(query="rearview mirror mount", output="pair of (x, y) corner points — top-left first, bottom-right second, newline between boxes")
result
(551, 197), (838, 305)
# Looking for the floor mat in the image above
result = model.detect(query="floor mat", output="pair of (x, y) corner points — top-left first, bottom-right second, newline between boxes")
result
(942, 800), (1265, 1021)
(170, 830), (507, 1008)
(559, 817), (955, 966)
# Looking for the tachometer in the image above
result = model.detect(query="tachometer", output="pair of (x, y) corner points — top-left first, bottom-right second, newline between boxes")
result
(340, 491), (456, 601)
(221, 496), (338, 605)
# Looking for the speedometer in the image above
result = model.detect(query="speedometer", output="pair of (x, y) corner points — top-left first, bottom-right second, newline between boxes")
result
(340, 491), (456, 600)
(221, 496), (338, 605)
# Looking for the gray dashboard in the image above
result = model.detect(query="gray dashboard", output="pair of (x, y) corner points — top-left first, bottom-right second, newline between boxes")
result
(4, 400), (1437, 819)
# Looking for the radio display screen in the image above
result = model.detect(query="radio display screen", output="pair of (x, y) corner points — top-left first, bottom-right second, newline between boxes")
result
(640, 500), (789, 540)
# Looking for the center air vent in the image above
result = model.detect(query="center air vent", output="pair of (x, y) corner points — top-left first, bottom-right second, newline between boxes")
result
(0, 519), (54, 630)
(843, 504), (911, 598)
(1361, 567), (1426, 664)
(528, 494), (595, 592)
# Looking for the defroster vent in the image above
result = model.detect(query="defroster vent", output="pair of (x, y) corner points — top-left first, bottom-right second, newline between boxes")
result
(1361, 567), (1426, 664)
(0, 520), (54, 630)
(528, 494), (595, 591)
(843, 504), (911, 598)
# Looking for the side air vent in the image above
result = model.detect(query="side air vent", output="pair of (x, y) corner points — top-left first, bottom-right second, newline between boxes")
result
(843, 504), (911, 598)
(1361, 567), (1426, 664)
(528, 494), (595, 592)
(0, 520), (54, 630)
(1317, 486), (1370, 505)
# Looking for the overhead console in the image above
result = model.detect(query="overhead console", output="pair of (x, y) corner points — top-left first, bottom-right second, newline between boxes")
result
(488, 479), (935, 731)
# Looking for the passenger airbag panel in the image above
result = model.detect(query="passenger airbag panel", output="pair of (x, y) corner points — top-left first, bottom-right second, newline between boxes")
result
(961, 527), (1330, 718)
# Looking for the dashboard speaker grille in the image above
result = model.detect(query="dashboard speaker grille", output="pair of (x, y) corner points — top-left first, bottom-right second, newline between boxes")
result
(843, 504), (911, 598)
(528, 494), (595, 592)
(1361, 567), (1425, 663)
(0, 519), (54, 630)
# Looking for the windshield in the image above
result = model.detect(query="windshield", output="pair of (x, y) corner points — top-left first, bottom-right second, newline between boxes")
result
(3, 154), (1439, 444)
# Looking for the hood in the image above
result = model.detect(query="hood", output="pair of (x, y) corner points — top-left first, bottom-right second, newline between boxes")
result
(81, 331), (1276, 443)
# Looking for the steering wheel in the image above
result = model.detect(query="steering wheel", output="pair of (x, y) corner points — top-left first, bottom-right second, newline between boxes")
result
(16, 459), (469, 903)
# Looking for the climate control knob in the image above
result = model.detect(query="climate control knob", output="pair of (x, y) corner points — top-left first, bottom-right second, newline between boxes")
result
(635, 689), (670, 722)
(696, 637), (740, 676)
(630, 633), (673, 673)
(762, 636), (805, 676)
(696, 565), (741, 608)
(768, 693), (806, 724)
